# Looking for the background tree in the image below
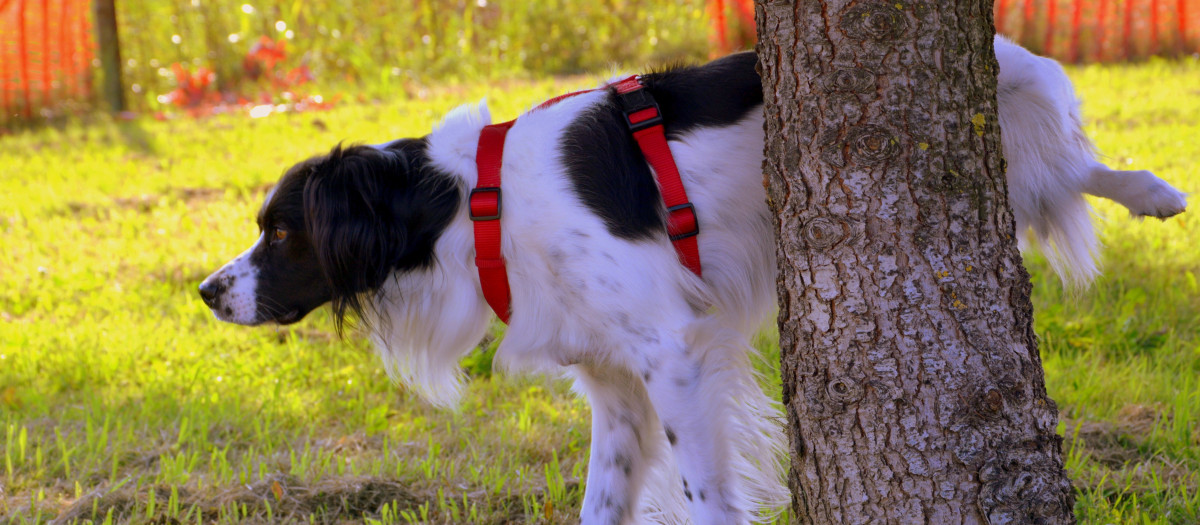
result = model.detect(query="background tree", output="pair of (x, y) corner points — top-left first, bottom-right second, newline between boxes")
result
(94, 0), (125, 112)
(755, 1), (1076, 522)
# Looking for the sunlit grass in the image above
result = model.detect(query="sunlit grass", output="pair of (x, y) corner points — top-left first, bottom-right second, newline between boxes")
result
(3, 60), (1200, 523)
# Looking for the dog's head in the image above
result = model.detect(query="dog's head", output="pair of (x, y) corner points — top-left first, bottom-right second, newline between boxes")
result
(198, 140), (460, 330)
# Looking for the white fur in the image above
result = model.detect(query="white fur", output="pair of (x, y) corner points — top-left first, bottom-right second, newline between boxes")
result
(994, 36), (1186, 284)
(203, 236), (263, 324)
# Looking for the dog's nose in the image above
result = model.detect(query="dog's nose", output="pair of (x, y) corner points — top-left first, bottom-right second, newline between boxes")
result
(198, 278), (222, 308)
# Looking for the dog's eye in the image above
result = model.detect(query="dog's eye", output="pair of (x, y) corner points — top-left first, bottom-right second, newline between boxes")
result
(271, 228), (288, 243)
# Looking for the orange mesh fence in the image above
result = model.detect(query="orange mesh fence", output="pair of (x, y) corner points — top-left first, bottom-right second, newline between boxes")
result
(710, 0), (1198, 63)
(998, 0), (1198, 61)
(0, 0), (93, 122)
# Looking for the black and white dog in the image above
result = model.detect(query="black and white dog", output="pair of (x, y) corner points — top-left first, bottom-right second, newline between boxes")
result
(199, 37), (1185, 524)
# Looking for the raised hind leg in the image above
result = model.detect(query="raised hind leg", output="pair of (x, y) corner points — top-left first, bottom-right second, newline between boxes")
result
(1083, 162), (1187, 219)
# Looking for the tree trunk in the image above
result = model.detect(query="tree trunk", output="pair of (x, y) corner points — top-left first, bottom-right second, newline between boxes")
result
(93, 0), (125, 113)
(755, 1), (1076, 523)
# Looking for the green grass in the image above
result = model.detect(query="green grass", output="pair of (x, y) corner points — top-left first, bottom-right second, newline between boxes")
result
(3, 60), (1200, 523)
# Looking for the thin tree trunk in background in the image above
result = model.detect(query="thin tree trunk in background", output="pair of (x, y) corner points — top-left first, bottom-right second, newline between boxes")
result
(19, 0), (32, 118)
(93, 0), (125, 112)
(754, 1), (1076, 522)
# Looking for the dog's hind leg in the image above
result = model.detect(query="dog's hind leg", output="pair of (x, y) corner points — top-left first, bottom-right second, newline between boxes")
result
(1083, 163), (1187, 219)
(572, 363), (662, 525)
(995, 36), (1188, 284)
(996, 37), (1101, 285)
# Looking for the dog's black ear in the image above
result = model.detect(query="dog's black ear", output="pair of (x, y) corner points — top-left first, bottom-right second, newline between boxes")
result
(303, 144), (412, 330)
(302, 142), (459, 331)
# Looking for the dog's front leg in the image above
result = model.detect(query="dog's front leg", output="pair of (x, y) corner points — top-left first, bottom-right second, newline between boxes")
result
(642, 340), (748, 525)
(572, 363), (658, 525)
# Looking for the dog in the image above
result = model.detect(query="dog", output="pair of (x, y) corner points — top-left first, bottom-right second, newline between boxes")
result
(199, 36), (1186, 524)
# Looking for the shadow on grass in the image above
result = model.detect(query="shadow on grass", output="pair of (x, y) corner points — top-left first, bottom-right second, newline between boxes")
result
(115, 120), (158, 156)
(49, 473), (579, 524)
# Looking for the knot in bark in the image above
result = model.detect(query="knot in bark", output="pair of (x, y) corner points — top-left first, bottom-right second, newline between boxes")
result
(826, 376), (863, 404)
(801, 216), (850, 249)
(821, 68), (876, 93)
(847, 125), (901, 166)
(839, 2), (909, 42)
(970, 387), (1006, 421)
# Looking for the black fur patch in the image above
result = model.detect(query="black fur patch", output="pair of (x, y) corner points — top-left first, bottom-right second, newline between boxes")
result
(558, 52), (762, 241)
(639, 51), (762, 140)
(250, 159), (334, 325)
(559, 103), (663, 241)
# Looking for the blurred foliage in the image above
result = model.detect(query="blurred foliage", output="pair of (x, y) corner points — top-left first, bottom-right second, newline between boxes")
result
(115, 0), (711, 111)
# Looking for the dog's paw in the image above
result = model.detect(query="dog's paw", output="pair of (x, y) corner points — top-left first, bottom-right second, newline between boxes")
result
(1124, 171), (1188, 219)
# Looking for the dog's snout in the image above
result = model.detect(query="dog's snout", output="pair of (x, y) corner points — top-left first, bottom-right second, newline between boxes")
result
(198, 277), (224, 308)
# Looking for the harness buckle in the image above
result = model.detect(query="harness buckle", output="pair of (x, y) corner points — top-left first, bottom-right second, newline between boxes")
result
(469, 187), (502, 221)
(616, 86), (664, 133)
(666, 203), (700, 241)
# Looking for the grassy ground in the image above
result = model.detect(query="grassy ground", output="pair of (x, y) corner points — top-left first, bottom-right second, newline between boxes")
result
(2, 60), (1199, 524)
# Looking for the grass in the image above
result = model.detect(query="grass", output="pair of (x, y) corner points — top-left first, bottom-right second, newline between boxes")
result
(2, 59), (1200, 523)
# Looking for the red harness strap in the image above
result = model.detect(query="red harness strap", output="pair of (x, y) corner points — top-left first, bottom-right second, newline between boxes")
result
(471, 76), (701, 323)
(610, 77), (702, 276)
(470, 121), (515, 323)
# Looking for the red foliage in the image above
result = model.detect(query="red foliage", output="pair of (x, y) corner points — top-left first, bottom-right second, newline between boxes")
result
(157, 35), (334, 119)
(161, 63), (217, 108)
(243, 36), (287, 81)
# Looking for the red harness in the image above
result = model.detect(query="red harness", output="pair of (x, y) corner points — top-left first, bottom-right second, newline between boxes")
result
(470, 76), (701, 323)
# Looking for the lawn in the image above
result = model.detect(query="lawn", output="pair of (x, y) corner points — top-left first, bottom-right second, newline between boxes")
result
(2, 60), (1199, 524)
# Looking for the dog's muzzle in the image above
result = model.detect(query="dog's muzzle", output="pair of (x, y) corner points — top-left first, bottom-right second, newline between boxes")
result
(198, 246), (262, 325)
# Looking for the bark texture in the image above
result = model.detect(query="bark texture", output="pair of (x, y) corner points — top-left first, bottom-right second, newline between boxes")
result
(755, 1), (1076, 523)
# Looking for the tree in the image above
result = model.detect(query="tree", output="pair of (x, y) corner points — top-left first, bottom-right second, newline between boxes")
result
(755, 1), (1075, 522)
(94, 0), (125, 112)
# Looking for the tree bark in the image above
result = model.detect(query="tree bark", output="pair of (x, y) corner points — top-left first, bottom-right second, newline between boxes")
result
(755, 1), (1076, 523)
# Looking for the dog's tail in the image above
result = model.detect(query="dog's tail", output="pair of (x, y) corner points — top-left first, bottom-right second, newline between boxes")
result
(995, 36), (1101, 287)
